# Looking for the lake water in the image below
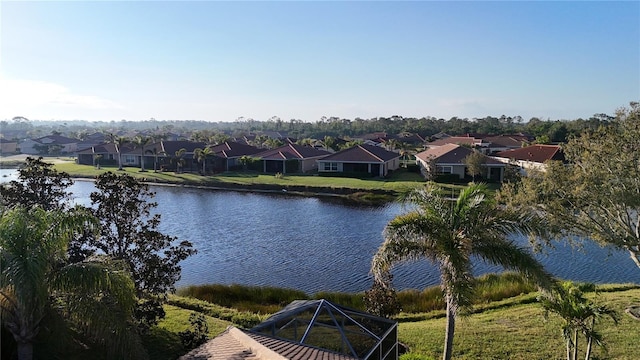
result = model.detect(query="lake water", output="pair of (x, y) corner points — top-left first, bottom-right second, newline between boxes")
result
(1, 168), (637, 294)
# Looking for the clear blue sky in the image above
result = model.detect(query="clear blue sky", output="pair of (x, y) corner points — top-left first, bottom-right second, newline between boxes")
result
(1, 1), (638, 122)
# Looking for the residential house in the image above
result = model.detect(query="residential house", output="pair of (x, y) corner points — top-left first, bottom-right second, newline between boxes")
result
(208, 141), (262, 171)
(425, 136), (491, 153)
(0, 139), (18, 155)
(76, 143), (123, 166)
(254, 143), (331, 174)
(20, 135), (79, 155)
(415, 143), (505, 182)
(484, 134), (532, 154)
(139, 141), (208, 171)
(317, 144), (401, 177)
(493, 144), (565, 175)
(181, 299), (398, 360)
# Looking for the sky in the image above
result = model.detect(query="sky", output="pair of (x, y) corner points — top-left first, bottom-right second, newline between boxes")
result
(1, 1), (638, 123)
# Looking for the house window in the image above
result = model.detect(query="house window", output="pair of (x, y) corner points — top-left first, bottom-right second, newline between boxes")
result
(123, 155), (137, 164)
(436, 166), (453, 174)
(323, 162), (338, 171)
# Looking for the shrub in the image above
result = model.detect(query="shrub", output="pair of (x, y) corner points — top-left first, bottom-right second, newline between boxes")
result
(178, 313), (209, 350)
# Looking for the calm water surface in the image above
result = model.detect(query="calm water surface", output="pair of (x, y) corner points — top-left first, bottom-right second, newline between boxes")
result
(1, 168), (637, 293)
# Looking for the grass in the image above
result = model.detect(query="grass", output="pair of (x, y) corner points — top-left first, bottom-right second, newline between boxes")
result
(159, 284), (640, 360)
(176, 272), (539, 316)
(47, 161), (479, 197)
(399, 287), (640, 360)
(142, 304), (232, 360)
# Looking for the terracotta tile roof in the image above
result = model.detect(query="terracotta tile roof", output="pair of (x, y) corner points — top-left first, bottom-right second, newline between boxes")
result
(494, 144), (564, 163)
(319, 144), (400, 163)
(180, 326), (357, 360)
(245, 332), (357, 360)
(180, 326), (286, 360)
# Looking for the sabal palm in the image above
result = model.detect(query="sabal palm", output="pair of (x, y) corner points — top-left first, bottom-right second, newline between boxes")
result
(372, 183), (554, 360)
(0, 206), (142, 360)
(194, 147), (213, 175)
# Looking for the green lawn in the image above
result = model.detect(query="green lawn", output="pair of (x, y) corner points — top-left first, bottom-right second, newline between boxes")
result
(51, 161), (462, 195)
(399, 287), (640, 360)
(156, 286), (639, 360)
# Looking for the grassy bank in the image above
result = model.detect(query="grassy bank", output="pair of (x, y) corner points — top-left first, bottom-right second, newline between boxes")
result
(159, 281), (640, 360)
(46, 161), (478, 201)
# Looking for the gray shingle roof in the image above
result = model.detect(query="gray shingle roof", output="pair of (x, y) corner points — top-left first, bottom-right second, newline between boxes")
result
(319, 144), (399, 163)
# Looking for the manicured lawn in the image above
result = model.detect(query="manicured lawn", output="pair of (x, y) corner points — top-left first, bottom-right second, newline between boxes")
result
(52, 162), (446, 194)
(157, 286), (639, 360)
(399, 287), (640, 360)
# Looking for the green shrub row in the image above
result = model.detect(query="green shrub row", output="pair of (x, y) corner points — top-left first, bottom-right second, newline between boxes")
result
(167, 295), (264, 328)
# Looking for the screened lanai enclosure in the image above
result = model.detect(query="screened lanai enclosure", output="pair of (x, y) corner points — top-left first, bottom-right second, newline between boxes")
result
(251, 299), (398, 360)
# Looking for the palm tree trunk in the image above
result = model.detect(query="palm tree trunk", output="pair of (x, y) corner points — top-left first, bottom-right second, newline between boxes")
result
(443, 295), (456, 360)
(17, 341), (33, 360)
(585, 317), (595, 360)
(572, 330), (579, 360)
(140, 148), (145, 171)
(118, 152), (123, 170)
(567, 338), (572, 360)
(584, 336), (593, 360)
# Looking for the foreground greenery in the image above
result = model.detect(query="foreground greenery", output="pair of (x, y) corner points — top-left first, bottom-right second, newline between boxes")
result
(153, 282), (640, 360)
(372, 183), (554, 360)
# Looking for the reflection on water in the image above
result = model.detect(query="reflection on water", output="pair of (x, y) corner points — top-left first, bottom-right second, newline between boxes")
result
(0, 168), (637, 293)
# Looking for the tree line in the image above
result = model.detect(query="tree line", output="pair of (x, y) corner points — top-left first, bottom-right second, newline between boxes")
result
(3, 111), (617, 145)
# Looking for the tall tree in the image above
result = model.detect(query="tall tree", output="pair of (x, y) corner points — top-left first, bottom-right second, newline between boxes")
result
(499, 101), (640, 269)
(371, 183), (554, 360)
(84, 172), (195, 328)
(0, 206), (142, 360)
(0, 157), (72, 211)
(463, 150), (486, 182)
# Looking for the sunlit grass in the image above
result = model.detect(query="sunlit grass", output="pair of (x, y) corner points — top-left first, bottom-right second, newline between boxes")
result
(399, 288), (640, 360)
(51, 162), (476, 199)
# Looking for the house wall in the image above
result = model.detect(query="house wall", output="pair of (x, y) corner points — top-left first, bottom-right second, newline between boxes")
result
(0, 142), (18, 154)
(19, 139), (39, 154)
(492, 156), (547, 176)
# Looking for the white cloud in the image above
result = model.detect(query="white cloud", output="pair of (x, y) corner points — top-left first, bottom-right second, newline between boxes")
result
(0, 77), (123, 119)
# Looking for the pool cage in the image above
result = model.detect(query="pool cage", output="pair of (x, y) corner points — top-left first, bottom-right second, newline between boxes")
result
(250, 299), (398, 360)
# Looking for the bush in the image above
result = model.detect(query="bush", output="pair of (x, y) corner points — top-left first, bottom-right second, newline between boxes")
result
(178, 313), (209, 350)
(363, 273), (401, 317)
(167, 296), (263, 328)
(176, 284), (308, 313)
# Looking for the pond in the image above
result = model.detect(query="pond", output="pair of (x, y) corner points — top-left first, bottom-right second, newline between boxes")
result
(1, 168), (637, 294)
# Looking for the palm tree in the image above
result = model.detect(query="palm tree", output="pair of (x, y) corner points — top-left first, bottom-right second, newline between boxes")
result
(133, 135), (152, 172)
(538, 281), (619, 360)
(114, 136), (129, 170)
(0, 206), (142, 360)
(174, 148), (186, 173)
(194, 147), (213, 175)
(371, 183), (554, 360)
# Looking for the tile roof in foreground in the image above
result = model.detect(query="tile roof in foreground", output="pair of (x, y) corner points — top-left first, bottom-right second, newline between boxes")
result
(179, 326), (356, 360)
